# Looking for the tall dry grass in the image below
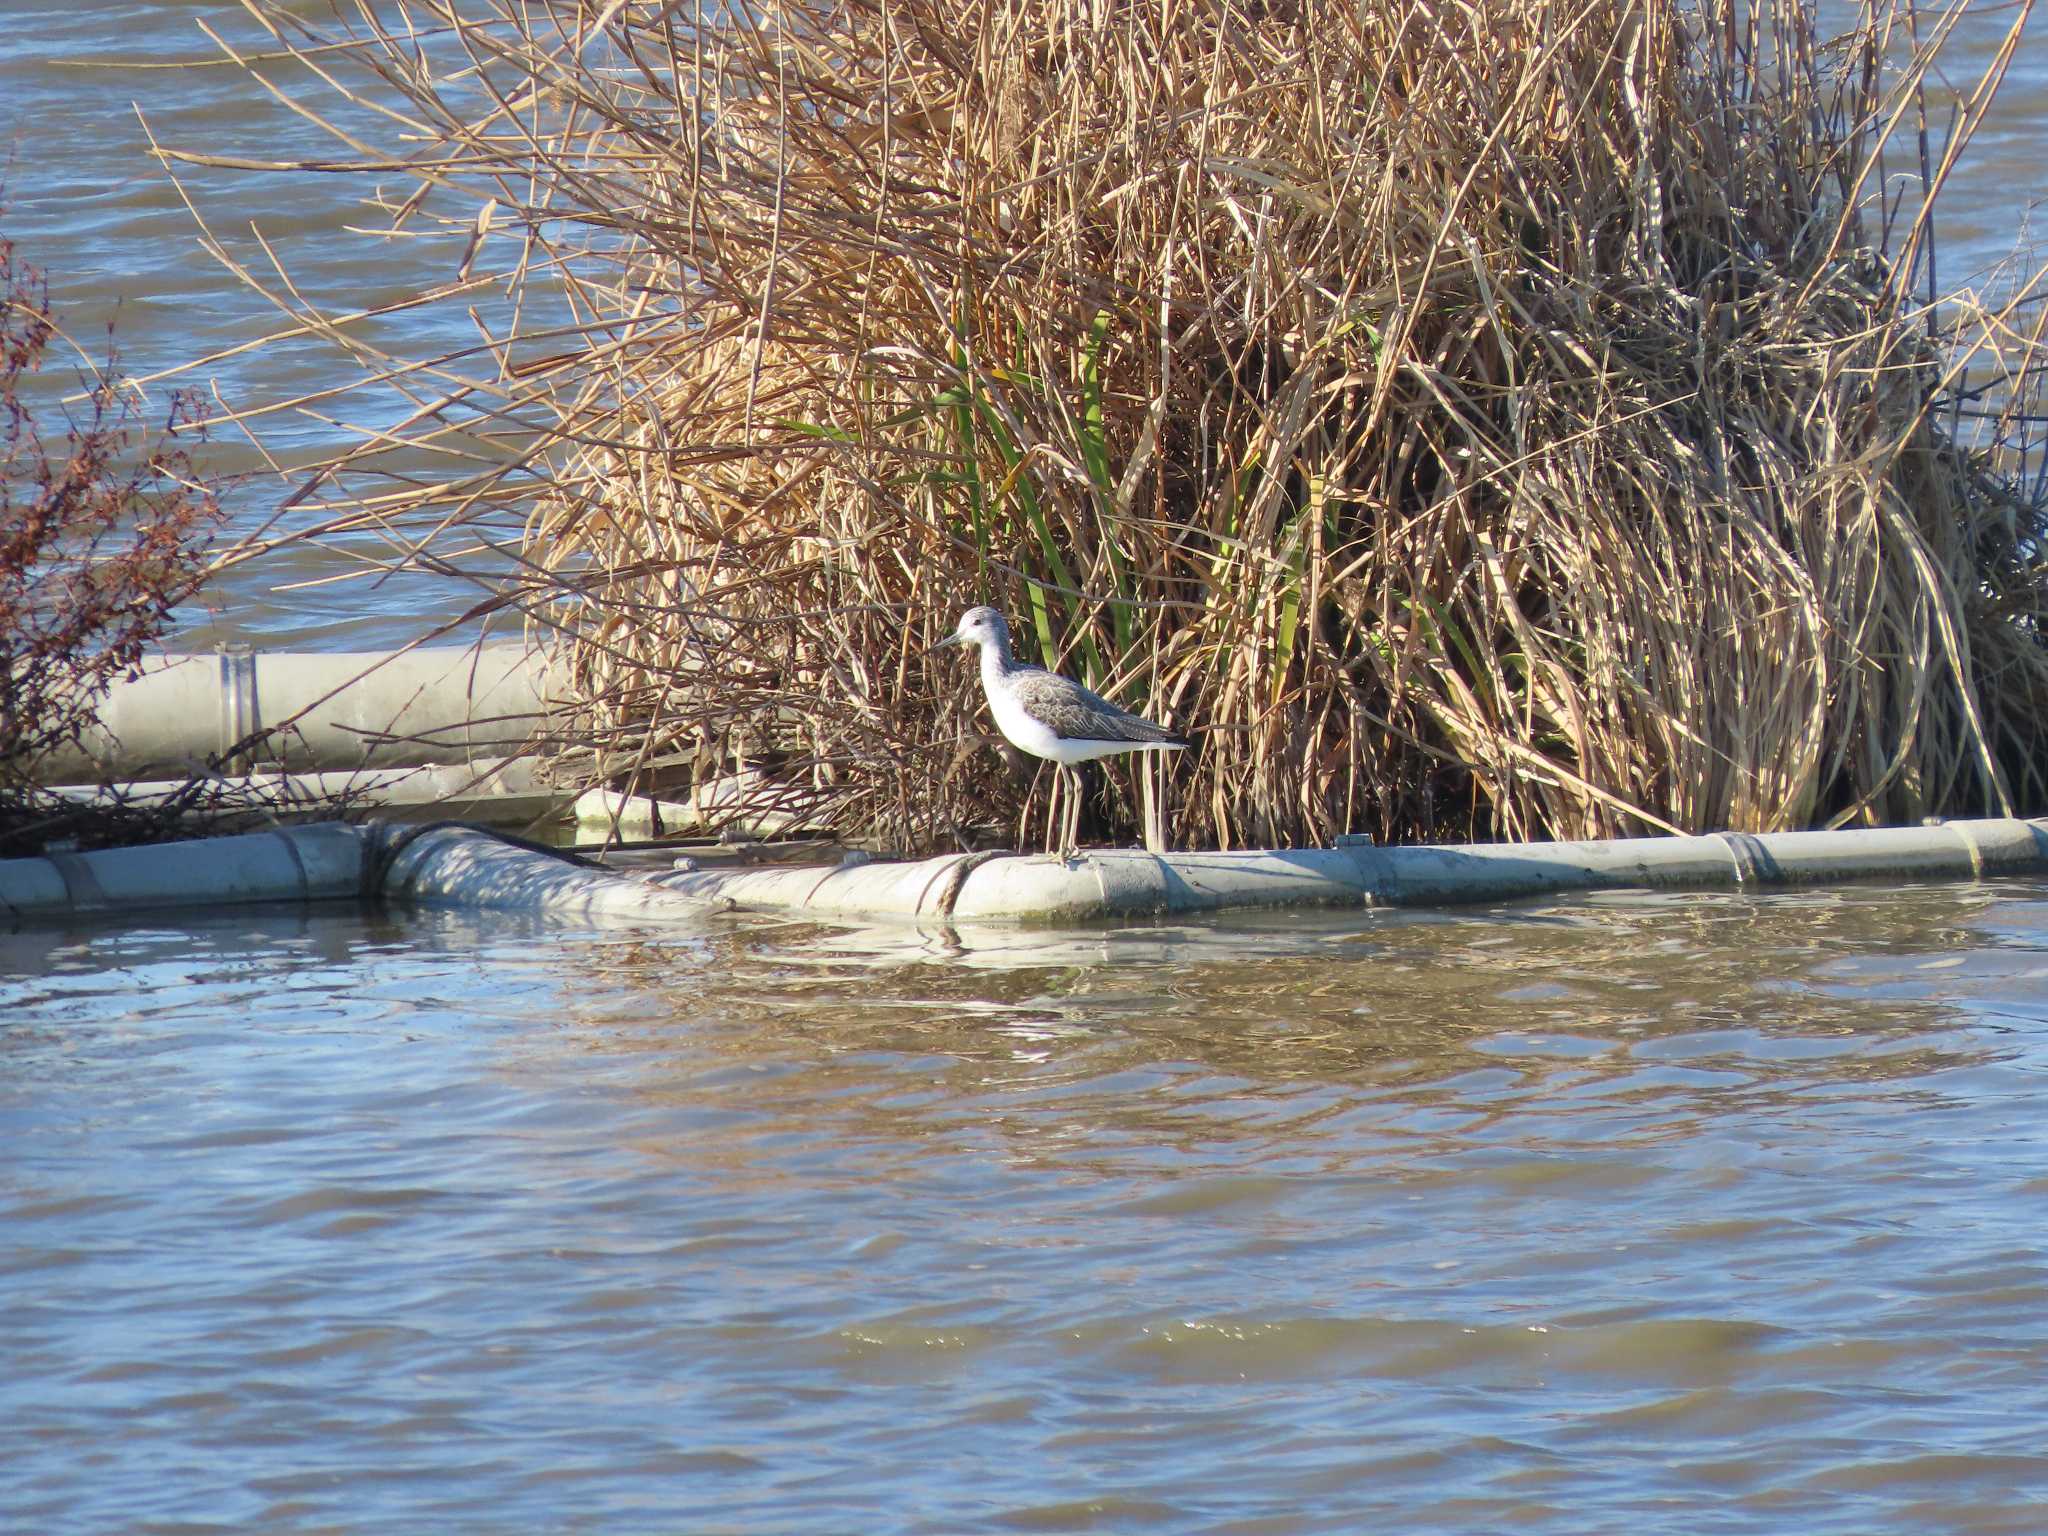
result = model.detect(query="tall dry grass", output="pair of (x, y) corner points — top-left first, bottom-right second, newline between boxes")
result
(162, 0), (2048, 850)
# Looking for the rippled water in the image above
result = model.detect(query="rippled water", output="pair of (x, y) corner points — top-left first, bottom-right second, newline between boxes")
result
(1, 2), (2043, 650)
(8, 882), (2048, 1531)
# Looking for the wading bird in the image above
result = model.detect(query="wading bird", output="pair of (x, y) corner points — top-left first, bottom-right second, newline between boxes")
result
(932, 606), (1190, 859)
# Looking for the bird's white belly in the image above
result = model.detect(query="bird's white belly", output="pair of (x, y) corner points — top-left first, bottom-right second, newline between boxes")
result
(987, 687), (1082, 763)
(986, 685), (1173, 766)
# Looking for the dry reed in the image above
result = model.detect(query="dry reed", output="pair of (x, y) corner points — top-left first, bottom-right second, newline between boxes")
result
(160, 0), (2048, 851)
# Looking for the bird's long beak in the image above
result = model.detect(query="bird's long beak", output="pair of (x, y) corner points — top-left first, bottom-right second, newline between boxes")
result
(924, 632), (967, 656)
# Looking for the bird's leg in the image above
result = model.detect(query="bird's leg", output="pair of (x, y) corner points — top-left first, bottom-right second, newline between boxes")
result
(1062, 765), (1082, 861)
(1139, 753), (1160, 853)
(1041, 766), (1061, 858)
(1073, 766), (1085, 859)
(1064, 770), (1081, 868)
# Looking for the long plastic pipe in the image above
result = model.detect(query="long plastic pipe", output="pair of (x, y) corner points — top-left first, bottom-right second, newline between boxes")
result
(41, 757), (559, 827)
(35, 643), (568, 783)
(0, 824), (370, 922)
(0, 822), (710, 926)
(377, 825), (712, 923)
(650, 819), (2048, 922)
(5, 818), (2046, 929)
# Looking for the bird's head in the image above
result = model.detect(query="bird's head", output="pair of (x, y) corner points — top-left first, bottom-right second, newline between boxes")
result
(932, 605), (1010, 655)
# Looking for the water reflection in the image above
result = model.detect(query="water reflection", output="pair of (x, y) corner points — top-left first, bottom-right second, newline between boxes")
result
(549, 884), (2028, 1109)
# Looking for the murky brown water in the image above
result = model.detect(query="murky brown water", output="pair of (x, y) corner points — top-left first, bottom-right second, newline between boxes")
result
(2, 1), (2043, 651)
(7, 882), (2048, 1530)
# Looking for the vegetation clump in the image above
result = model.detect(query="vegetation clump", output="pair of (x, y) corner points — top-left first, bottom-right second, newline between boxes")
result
(1, 221), (232, 857)
(178, 0), (2048, 851)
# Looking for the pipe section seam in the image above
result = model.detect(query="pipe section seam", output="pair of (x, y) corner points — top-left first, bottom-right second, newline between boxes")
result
(272, 827), (313, 903)
(44, 852), (113, 913)
(927, 850), (1012, 919)
(1715, 831), (1784, 886)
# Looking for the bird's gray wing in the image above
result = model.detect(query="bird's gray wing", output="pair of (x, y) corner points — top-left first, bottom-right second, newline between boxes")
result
(1008, 669), (1188, 745)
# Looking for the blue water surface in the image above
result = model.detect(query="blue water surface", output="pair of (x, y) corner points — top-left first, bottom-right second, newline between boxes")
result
(6, 883), (2048, 1532)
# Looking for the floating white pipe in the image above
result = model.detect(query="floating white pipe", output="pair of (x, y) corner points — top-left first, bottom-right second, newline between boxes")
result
(0, 822), (712, 926)
(0, 824), (370, 923)
(41, 757), (561, 827)
(5, 817), (2046, 930)
(651, 819), (2048, 922)
(36, 643), (569, 783)
(374, 824), (711, 923)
